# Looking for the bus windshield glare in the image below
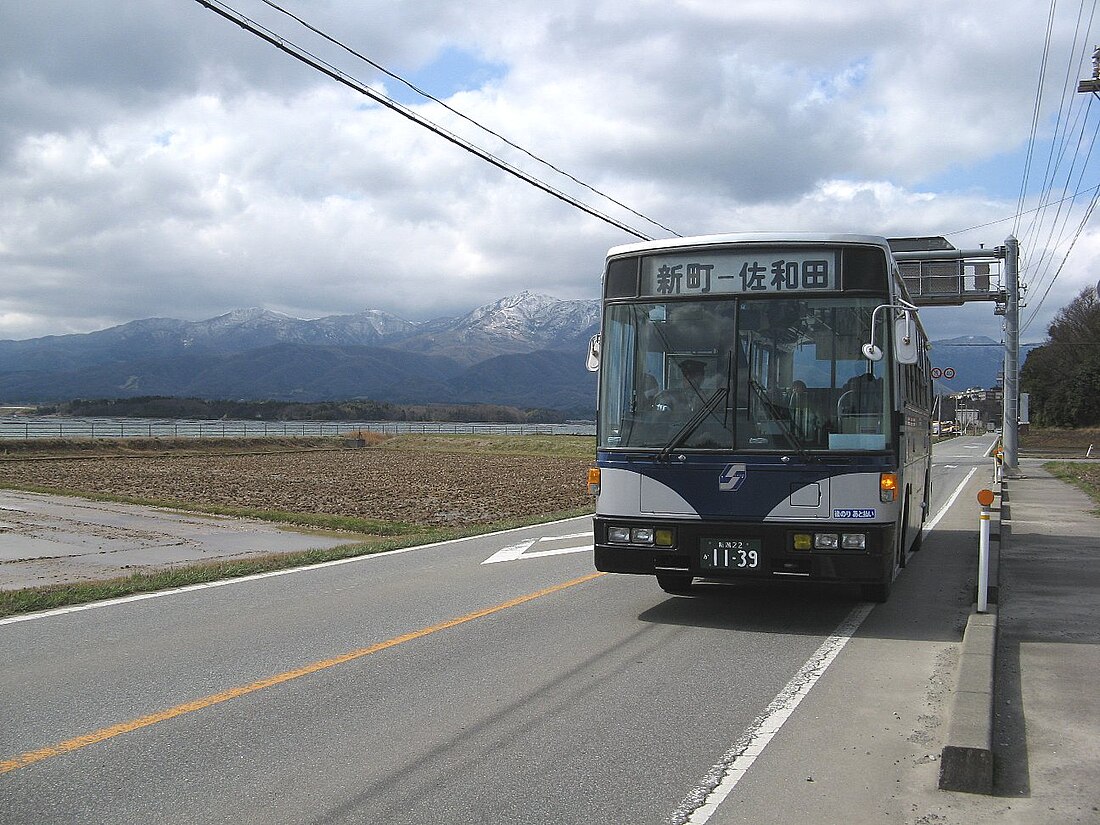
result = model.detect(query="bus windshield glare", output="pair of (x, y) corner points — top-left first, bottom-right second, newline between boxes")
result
(597, 296), (891, 452)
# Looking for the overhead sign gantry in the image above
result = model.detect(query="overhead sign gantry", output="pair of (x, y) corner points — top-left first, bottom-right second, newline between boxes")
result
(887, 235), (1022, 475)
(887, 236), (1005, 308)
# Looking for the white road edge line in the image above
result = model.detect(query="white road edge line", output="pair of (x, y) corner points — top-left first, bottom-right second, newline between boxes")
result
(669, 602), (875, 825)
(0, 514), (593, 627)
(669, 460), (981, 821)
(924, 467), (978, 533)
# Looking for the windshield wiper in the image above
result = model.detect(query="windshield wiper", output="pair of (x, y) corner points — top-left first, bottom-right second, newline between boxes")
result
(748, 378), (812, 461)
(657, 386), (728, 461)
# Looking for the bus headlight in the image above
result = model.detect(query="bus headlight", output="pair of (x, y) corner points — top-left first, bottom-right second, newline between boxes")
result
(606, 525), (675, 547)
(798, 532), (867, 551)
(608, 526), (631, 544)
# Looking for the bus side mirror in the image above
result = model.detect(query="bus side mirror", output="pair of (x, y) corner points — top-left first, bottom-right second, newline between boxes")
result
(864, 304), (919, 364)
(894, 314), (918, 365)
(586, 334), (601, 372)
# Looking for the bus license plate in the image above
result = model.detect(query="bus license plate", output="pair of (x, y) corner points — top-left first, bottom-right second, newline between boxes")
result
(700, 538), (764, 572)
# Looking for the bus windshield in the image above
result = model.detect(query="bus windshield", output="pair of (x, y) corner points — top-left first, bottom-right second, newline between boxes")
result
(597, 297), (891, 452)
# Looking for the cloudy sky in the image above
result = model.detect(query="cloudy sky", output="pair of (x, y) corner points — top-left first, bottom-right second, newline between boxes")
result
(2, 0), (1098, 345)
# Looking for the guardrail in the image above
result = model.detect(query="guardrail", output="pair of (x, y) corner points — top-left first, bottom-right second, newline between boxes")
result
(0, 418), (596, 440)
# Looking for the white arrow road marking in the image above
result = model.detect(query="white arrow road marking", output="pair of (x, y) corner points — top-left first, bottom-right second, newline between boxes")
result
(481, 531), (593, 564)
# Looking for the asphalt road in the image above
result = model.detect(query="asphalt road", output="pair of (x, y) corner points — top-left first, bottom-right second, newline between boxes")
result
(0, 437), (998, 824)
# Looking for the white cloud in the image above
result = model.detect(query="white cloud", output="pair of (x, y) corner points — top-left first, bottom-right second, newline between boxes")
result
(0, 0), (1096, 347)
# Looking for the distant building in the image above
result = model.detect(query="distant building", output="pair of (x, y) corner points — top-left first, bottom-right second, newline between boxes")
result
(936, 387), (1003, 432)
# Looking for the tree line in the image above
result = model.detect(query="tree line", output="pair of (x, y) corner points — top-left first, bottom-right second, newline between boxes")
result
(1021, 286), (1100, 428)
(35, 397), (574, 425)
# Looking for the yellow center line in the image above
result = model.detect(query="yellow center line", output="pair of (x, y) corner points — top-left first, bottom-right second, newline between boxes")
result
(1, 571), (606, 775)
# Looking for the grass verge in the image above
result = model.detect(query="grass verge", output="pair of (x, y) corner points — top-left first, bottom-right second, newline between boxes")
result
(371, 433), (595, 459)
(0, 433), (597, 462)
(1043, 461), (1100, 513)
(0, 436), (342, 459)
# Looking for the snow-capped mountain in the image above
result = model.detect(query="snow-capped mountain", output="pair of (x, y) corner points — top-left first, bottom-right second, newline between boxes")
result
(0, 301), (1037, 411)
(397, 291), (600, 363)
(0, 293), (602, 411)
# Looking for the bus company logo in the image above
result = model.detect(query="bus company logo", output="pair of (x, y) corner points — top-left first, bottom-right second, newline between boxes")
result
(719, 463), (748, 492)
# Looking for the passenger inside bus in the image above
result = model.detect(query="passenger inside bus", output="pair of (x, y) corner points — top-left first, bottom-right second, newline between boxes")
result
(784, 379), (817, 441)
(837, 373), (883, 433)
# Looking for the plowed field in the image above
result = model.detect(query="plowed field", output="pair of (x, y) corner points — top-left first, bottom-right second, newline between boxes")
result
(0, 440), (595, 528)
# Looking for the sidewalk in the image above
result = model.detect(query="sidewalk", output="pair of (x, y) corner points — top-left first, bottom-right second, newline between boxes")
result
(940, 462), (1100, 821)
(700, 457), (1100, 825)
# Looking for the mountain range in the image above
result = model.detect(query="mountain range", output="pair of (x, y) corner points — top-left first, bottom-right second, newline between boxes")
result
(0, 292), (601, 415)
(0, 294), (1036, 414)
(927, 335), (1040, 396)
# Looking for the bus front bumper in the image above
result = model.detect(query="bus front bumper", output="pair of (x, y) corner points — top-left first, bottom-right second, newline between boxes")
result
(593, 517), (896, 584)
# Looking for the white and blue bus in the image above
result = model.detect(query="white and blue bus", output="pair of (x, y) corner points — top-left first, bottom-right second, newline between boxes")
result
(586, 233), (933, 602)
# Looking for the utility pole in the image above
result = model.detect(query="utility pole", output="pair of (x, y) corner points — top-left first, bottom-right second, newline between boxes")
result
(1001, 236), (1021, 476)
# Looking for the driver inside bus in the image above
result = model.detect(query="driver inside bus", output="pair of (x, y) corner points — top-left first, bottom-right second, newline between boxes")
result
(784, 379), (808, 406)
(655, 359), (708, 414)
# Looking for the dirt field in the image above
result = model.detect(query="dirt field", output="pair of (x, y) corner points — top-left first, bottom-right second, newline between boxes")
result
(1019, 426), (1100, 457)
(0, 438), (595, 529)
(1, 427), (1092, 531)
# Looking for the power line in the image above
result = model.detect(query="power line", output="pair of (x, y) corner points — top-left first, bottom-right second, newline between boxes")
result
(1013, 0), (1058, 237)
(257, 0), (681, 238)
(945, 179), (1100, 236)
(1018, 0), (1093, 247)
(1015, 1), (1100, 332)
(1021, 178), (1100, 334)
(191, 0), (666, 242)
(1021, 94), (1098, 290)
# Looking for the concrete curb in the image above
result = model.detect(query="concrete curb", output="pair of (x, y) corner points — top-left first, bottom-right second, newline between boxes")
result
(937, 481), (1003, 795)
(938, 607), (997, 793)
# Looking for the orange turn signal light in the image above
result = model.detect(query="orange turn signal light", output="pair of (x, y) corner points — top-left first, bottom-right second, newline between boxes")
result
(587, 467), (601, 496)
(880, 472), (898, 502)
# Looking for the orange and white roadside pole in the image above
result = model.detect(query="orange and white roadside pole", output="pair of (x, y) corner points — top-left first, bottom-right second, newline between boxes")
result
(977, 488), (996, 612)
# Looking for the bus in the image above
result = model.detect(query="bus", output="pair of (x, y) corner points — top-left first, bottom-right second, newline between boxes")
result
(585, 233), (933, 602)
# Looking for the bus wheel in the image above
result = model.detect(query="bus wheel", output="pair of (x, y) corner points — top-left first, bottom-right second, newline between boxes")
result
(656, 573), (695, 595)
(912, 473), (930, 553)
(909, 525), (923, 553)
(900, 497), (911, 567)
(862, 526), (902, 602)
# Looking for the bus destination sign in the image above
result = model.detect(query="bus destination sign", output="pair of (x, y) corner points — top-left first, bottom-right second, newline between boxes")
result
(640, 250), (839, 297)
